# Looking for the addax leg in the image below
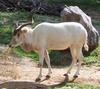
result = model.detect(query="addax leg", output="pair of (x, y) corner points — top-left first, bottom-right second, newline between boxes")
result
(64, 47), (77, 77)
(74, 49), (83, 78)
(35, 49), (45, 82)
(44, 50), (52, 78)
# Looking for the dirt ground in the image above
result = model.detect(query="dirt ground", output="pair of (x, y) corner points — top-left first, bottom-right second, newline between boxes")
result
(0, 56), (100, 86)
(0, 45), (100, 87)
(16, 58), (100, 85)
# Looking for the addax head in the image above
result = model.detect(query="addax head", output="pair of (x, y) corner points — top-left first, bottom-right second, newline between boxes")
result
(9, 22), (32, 48)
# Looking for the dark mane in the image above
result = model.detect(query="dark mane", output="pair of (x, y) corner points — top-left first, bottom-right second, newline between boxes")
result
(13, 22), (32, 36)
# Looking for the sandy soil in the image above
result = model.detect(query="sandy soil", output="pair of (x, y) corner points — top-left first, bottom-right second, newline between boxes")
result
(0, 45), (100, 86)
(0, 56), (100, 86)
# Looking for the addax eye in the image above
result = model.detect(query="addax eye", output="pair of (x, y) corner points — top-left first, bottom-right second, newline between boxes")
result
(17, 33), (20, 37)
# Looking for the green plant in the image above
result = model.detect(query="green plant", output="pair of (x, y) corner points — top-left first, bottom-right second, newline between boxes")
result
(0, 11), (100, 66)
(49, 83), (100, 89)
(13, 47), (38, 61)
(84, 46), (100, 66)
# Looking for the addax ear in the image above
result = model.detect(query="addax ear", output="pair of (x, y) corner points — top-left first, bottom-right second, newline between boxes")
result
(21, 28), (27, 33)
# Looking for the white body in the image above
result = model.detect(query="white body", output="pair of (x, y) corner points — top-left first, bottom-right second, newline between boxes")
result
(12, 22), (88, 80)
(21, 22), (88, 51)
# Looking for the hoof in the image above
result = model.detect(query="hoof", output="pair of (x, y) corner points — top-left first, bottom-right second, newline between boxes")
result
(46, 75), (50, 79)
(73, 75), (78, 79)
(63, 74), (68, 77)
(35, 78), (41, 82)
(63, 74), (69, 81)
(37, 63), (41, 67)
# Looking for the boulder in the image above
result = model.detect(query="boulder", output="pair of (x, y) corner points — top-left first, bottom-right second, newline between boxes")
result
(61, 6), (99, 51)
(0, 81), (48, 89)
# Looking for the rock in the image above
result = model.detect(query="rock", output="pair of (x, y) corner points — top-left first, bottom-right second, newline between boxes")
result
(61, 6), (99, 52)
(0, 81), (48, 89)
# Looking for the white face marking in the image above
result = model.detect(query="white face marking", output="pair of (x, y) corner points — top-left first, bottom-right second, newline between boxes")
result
(10, 31), (23, 48)
(11, 26), (33, 48)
